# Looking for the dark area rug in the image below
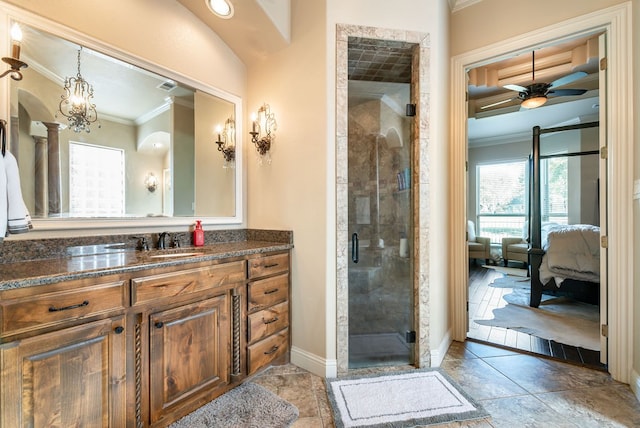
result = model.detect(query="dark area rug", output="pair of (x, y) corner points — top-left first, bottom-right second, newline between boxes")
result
(169, 382), (299, 428)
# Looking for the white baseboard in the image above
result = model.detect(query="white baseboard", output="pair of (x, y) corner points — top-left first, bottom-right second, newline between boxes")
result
(291, 346), (337, 378)
(631, 369), (640, 403)
(430, 329), (452, 367)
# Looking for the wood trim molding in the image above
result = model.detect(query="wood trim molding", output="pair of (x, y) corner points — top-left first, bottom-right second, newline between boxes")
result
(449, 2), (633, 383)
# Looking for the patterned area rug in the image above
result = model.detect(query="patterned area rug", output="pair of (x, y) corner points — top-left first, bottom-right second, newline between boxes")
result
(475, 276), (600, 350)
(326, 369), (489, 428)
(482, 265), (528, 277)
(169, 382), (298, 428)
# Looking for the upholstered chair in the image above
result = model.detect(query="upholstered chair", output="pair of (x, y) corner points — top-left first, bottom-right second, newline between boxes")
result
(501, 220), (529, 267)
(467, 220), (490, 264)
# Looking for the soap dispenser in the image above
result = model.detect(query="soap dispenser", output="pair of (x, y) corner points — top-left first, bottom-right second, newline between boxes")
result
(193, 220), (204, 247)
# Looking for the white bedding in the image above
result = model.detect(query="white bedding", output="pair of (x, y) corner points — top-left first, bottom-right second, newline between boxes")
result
(539, 224), (600, 287)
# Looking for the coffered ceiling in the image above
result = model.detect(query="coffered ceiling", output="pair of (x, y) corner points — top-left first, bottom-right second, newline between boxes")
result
(467, 34), (602, 146)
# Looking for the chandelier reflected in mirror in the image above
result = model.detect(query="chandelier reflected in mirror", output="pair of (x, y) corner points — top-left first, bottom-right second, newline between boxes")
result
(58, 47), (99, 133)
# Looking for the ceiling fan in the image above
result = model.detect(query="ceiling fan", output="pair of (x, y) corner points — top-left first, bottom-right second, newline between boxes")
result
(481, 51), (588, 110)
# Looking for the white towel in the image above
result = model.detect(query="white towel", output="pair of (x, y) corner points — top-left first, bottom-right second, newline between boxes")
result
(4, 151), (31, 234)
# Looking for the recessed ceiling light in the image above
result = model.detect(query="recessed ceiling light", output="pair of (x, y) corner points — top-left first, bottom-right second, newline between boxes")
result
(206, 0), (234, 19)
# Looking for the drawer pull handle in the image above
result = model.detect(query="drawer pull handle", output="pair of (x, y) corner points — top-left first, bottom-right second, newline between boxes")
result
(264, 263), (279, 268)
(263, 316), (279, 324)
(155, 322), (164, 329)
(264, 345), (280, 355)
(114, 326), (125, 334)
(49, 300), (89, 312)
(264, 288), (279, 295)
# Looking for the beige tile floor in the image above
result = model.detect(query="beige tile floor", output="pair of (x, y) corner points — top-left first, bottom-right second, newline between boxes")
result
(253, 340), (640, 427)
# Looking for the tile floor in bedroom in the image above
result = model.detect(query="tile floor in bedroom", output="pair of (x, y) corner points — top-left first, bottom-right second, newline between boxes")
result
(253, 340), (640, 427)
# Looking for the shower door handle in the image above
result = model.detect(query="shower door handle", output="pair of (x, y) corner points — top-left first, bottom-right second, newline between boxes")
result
(351, 232), (359, 263)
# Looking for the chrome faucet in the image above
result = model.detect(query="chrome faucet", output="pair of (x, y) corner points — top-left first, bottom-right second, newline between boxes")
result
(158, 232), (170, 250)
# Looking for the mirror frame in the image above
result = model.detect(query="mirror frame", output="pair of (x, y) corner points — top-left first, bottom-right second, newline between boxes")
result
(3, 6), (244, 231)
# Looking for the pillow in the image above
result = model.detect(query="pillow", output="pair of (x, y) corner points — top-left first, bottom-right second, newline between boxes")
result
(467, 220), (476, 242)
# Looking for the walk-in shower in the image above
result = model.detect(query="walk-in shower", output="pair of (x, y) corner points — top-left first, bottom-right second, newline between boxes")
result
(347, 37), (415, 368)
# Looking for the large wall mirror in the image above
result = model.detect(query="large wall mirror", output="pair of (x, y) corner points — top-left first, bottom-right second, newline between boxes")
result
(7, 19), (242, 230)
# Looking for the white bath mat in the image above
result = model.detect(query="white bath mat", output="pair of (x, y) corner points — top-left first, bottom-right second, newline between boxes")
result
(326, 369), (489, 427)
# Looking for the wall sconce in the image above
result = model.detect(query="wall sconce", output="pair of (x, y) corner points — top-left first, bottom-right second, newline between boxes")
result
(215, 118), (236, 168)
(1, 23), (28, 81)
(145, 173), (158, 193)
(250, 103), (277, 165)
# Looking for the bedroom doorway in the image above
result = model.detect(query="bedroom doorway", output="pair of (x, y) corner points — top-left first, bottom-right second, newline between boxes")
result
(452, 4), (633, 383)
(464, 35), (607, 366)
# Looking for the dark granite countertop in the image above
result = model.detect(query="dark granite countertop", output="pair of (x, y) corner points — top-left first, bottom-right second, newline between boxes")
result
(0, 240), (293, 291)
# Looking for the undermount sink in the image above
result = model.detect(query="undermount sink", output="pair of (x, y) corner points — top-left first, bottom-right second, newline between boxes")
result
(149, 252), (205, 259)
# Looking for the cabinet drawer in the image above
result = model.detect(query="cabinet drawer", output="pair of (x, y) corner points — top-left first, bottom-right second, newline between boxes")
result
(248, 253), (289, 279)
(247, 328), (289, 375)
(247, 273), (288, 312)
(132, 261), (245, 305)
(247, 301), (289, 344)
(0, 281), (126, 336)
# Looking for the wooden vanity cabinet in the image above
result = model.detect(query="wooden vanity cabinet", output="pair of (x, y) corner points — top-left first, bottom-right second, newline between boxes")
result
(0, 249), (291, 427)
(0, 275), (128, 428)
(130, 260), (247, 427)
(246, 252), (291, 374)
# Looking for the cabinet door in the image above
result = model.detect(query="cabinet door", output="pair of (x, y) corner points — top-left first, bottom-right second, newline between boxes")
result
(0, 317), (127, 428)
(149, 294), (230, 424)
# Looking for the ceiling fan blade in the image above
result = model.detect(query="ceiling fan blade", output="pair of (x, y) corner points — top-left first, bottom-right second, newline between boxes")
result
(480, 98), (516, 110)
(549, 71), (587, 88)
(504, 84), (527, 93)
(547, 88), (588, 97)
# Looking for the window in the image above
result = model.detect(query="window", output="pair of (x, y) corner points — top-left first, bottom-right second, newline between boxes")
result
(541, 157), (568, 224)
(477, 160), (527, 243)
(69, 142), (125, 217)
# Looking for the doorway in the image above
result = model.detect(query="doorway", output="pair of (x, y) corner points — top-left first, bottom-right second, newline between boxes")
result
(450, 4), (633, 383)
(335, 24), (430, 375)
(465, 37), (604, 364)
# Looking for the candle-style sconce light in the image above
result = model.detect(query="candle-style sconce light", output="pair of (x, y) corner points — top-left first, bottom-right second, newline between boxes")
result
(1, 23), (28, 81)
(249, 103), (277, 165)
(215, 118), (236, 169)
(144, 172), (158, 193)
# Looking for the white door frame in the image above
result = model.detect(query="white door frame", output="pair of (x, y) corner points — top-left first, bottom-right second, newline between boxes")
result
(449, 3), (633, 383)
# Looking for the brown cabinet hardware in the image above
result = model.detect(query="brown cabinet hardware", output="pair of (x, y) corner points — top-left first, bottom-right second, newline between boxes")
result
(48, 300), (89, 312)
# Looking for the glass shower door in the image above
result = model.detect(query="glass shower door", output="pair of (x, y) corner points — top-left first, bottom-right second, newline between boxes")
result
(347, 84), (414, 368)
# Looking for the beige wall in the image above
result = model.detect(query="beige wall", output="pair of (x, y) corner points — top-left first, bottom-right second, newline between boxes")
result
(246, 0), (330, 364)
(450, 0), (627, 56)
(1, 0), (245, 98)
(245, 0), (450, 370)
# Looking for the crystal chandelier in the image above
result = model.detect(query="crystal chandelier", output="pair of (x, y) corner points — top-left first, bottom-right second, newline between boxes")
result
(58, 47), (99, 133)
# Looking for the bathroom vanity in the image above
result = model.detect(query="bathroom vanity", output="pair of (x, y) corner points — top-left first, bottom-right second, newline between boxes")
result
(0, 233), (292, 427)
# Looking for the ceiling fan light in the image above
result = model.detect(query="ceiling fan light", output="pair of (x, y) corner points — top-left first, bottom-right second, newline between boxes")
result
(521, 96), (547, 109)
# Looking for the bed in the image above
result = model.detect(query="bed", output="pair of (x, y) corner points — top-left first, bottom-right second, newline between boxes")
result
(528, 122), (601, 307)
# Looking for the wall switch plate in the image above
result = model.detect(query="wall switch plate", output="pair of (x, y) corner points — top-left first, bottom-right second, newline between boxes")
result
(634, 180), (640, 200)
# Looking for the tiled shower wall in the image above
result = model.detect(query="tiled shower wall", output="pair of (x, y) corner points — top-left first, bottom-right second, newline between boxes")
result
(347, 98), (412, 335)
